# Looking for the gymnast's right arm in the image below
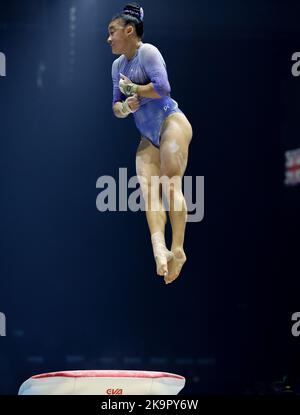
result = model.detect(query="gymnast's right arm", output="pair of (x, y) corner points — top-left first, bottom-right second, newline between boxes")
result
(111, 59), (129, 118)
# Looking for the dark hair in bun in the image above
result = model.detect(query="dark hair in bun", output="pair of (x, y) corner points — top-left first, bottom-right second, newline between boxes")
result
(111, 3), (144, 38)
(123, 3), (144, 22)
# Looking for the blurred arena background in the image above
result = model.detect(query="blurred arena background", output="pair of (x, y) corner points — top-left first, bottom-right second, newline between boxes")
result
(0, 0), (300, 395)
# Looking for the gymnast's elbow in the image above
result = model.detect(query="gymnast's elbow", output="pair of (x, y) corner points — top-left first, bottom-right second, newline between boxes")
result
(153, 82), (171, 98)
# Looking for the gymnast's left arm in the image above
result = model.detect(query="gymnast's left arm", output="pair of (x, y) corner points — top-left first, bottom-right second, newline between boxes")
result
(119, 74), (160, 99)
(137, 44), (171, 99)
(136, 82), (161, 99)
(119, 44), (171, 99)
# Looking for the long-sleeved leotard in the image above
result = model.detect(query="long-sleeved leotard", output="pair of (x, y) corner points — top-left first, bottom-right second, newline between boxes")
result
(111, 42), (182, 147)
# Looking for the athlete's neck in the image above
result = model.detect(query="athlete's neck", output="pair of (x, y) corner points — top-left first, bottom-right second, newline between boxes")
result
(124, 40), (142, 60)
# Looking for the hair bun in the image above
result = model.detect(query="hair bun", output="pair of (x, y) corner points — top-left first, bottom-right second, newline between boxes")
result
(123, 3), (144, 22)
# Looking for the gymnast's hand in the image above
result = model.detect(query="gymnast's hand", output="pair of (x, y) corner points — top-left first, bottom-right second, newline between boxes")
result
(125, 94), (140, 112)
(119, 94), (140, 116)
(119, 73), (138, 96)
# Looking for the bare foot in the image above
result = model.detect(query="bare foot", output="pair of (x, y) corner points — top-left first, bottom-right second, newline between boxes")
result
(155, 249), (174, 277)
(164, 247), (186, 284)
(151, 232), (173, 277)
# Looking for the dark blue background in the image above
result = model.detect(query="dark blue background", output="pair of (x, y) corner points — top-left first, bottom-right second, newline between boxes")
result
(0, 0), (300, 395)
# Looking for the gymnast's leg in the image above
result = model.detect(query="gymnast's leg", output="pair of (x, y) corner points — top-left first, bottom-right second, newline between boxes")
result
(136, 138), (173, 278)
(159, 113), (193, 284)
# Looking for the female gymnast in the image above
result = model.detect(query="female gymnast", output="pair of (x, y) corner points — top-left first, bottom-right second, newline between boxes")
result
(108, 3), (193, 284)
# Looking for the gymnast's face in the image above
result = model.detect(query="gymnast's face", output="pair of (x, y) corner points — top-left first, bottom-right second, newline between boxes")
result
(107, 18), (133, 55)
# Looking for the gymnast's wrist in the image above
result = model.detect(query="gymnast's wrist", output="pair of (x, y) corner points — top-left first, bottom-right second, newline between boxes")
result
(127, 83), (138, 96)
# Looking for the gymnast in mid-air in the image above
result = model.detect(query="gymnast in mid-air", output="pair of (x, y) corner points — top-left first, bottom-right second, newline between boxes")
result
(108, 3), (193, 284)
